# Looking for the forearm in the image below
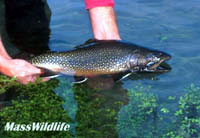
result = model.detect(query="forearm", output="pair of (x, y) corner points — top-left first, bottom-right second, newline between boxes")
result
(0, 39), (40, 79)
(0, 38), (11, 60)
(85, 0), (121, 40)
(0, 57), (12, 77)
(0, 38), (13, 76)
(88, 7), (121, 40)
(0, 37), (12, 75)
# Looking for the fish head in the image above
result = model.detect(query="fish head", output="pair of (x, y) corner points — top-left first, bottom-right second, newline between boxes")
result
(144, 50), (171, 71)
(129, 49), (171, 72)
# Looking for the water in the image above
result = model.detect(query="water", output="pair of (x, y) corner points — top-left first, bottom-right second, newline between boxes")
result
(47, 0), (200, 97)
(1, 0), (200, 137)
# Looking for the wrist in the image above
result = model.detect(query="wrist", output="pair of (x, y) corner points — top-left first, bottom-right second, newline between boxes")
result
(0, 38), (12, 60)
(0, 57), (13, 77)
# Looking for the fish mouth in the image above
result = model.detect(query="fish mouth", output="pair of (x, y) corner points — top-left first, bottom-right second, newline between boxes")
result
(145, 58), (171, 72)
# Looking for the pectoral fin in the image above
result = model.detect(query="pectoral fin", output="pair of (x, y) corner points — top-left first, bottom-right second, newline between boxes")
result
(111, 71), (133, 82)
(73, 76), (88, 84)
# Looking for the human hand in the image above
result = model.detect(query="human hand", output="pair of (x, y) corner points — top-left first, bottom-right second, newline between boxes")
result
(0, 59), (49, 84)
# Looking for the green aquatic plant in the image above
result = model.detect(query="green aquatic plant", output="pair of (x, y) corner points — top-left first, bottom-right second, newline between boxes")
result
(164, 84), (200, 138)
(117, 86), (159, 138)
(0, 75), (17, 94)
(73, 83), (126, 138)
(0, 75), (126, 138)
(0, 75), (200, 138)
(160, 36), (168, 42)
(117, 84), (200, 138)
(0, 76), (73, 138)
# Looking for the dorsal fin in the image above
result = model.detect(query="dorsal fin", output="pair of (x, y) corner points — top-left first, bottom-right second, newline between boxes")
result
(75, 39), (120, 49)
(75, 39), (97, 49)
(84, 39), (97, 44)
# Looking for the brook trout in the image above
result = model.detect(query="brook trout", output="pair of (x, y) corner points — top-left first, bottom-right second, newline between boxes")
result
(30, 40), (171, 79)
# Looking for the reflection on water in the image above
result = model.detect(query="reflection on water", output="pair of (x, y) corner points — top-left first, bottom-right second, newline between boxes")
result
(51, 71), (168, 137)
(53, 75), (129, 136)
(86, 76), (115, 90)
(54, 77), (77, 135)
(0, 0), (200, 137)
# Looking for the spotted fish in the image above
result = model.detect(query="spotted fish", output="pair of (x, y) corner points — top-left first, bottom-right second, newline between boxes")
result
(30, 40), (171, 82)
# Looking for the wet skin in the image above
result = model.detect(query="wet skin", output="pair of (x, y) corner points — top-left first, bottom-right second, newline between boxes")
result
(30, 40), (171, 78)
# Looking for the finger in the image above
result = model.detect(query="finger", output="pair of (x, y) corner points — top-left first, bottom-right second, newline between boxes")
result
(42, 77), (50, 82)
(17, 79), (29, 85)
(17, 75), (37, 85)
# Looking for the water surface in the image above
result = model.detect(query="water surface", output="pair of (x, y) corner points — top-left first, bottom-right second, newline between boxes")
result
(48, 0), (200, 136)
(48, 0), (200, 98)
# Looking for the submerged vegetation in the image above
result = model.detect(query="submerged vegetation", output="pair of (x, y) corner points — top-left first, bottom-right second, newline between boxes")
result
(0, 76), (73, 137)
(164, 84), (200, 138)
(117, 87), (159, 138)
(0, 75), (199, 138)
